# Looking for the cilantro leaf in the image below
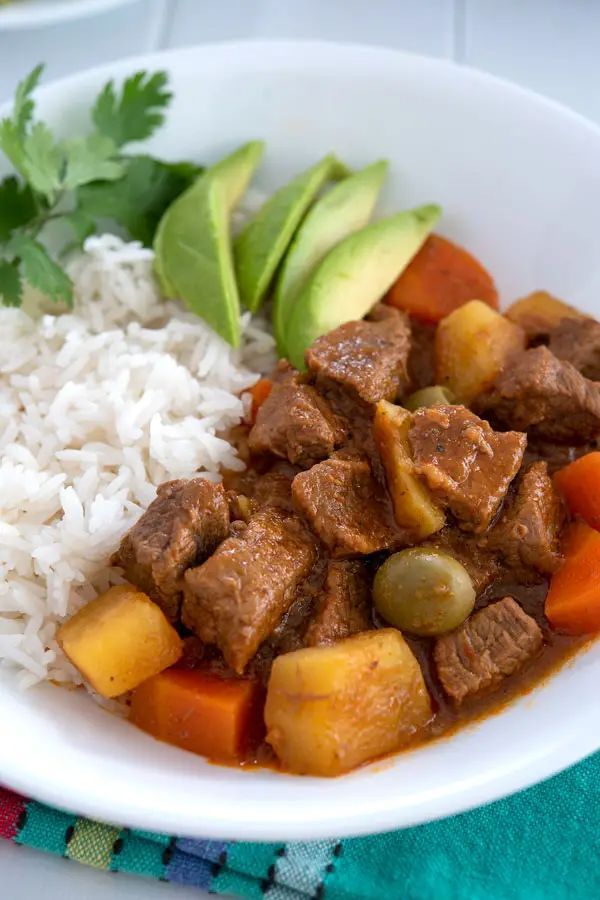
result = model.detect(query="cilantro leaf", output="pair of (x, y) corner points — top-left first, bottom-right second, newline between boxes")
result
(75, 154), (202, 245)
(0, 176), (38, 241)
(0, 64), (44, 176)
(0, 65), (190, 311)
(9, 233), (73, 306)
(91, 71), (171, 148)
(0, 259), (22, 307)
(0, 119), (26, 174)
(160, 160), (205, 183)
(62, 133), (123, 190)
(13, 64), (44, 138)
(64, 208), (96, 245)
(21, 122), (63, 201)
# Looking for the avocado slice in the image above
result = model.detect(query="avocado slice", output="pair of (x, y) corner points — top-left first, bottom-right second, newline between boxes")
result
(154, 140), (264, 346)
(273, 160), (388, 357)
(234, 155), (346, 313)
(286, 204), (442, 371)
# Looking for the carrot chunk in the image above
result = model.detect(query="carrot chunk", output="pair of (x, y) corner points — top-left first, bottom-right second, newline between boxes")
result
(386, 234), (498, 323)
(545, 522), (600, 634)
(248, 378), (273, 422)
(130, 669), (265, 762)
(554, 452), (600, 530)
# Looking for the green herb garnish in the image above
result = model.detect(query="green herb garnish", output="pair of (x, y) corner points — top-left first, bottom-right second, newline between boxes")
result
(0, 65), (201, 308)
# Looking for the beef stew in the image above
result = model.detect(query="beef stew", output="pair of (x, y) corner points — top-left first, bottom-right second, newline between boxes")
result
(60, 276), (600, 777)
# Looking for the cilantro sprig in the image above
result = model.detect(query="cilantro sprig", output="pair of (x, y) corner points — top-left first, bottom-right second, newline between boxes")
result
(92, 71), (172, 148)
(0, 66), (201, 308)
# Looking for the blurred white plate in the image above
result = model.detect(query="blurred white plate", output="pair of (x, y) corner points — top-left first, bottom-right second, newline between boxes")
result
(0, 0), (139, 29)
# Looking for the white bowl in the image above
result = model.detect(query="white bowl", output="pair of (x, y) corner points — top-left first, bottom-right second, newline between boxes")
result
(1, 41), (599, 841)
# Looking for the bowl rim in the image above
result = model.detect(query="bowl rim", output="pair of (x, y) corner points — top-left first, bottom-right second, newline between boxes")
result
(1, 39), (599, 840)
(3, 37), (600, 139)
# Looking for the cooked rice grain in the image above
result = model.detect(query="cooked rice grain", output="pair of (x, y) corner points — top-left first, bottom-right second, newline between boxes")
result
(0, 235), (275, 688)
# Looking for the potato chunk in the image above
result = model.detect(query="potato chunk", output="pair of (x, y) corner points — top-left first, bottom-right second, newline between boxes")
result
(58, 584), (182, 698)
(265, 629), (432, 776)
(435, 300), (525, 404)
(373, 400), (444, 539)
(505, 290), (583, 338)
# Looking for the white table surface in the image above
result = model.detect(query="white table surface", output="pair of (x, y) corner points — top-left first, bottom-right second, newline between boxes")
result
(0, 0), (598, 897)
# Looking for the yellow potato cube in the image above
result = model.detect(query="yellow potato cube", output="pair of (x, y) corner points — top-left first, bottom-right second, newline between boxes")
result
(265, 629), (432, 776)
(435, 299), (525, 404)
(373, 400), (445, 540)
(505, 290), (584, 336)
(58, 584), (182, 698)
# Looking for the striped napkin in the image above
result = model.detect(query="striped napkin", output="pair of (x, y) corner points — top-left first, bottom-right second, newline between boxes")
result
(2, 753), (599, 899)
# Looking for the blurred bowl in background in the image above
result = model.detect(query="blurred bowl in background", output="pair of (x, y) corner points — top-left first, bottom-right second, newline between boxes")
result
(0, 0), (140, 30)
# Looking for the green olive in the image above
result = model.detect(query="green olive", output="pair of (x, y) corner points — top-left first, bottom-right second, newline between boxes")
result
(373, 547), (475, 636)
(404, 385), (455, 412)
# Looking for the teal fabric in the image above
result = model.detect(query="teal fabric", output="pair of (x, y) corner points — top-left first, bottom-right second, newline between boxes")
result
(323, 753), (600, 899)
(3, 752), (599, 897)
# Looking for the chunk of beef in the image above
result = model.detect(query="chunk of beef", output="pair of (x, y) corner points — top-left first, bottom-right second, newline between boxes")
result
(112, 478), (229, 620)
(486, 461), (563, 582)
(292, 456), (400, 556)
(182, 507), (319, 673)
(423, 527), (499, 596)
(249, 362), (346, 466)
(483, 346), (600, 442)
(407, 318), (437, 392)
(408, 405), (526, 533)
(434, 597), (543, 704)
(247, 559), (329, 682)
(252, 461), (299, 512)
(548, 317), (600, 381)
(312, 379), (383, 478)
(369, 303), (404, 323)
(271, 596), (318, 655)
(306, 305), (411, 405)
(305, 561), (372, 646)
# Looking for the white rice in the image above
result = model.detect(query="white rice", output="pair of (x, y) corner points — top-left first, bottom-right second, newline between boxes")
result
(0, 234), (276, 689)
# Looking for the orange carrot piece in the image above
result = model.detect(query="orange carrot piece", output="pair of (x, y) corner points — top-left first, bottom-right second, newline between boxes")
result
(130, 669), (265, 762)
(545, 522), (600, 634)
(386, 234), (498, 323)
(554, 452), (600, 530)
(249, 378), (273, 422)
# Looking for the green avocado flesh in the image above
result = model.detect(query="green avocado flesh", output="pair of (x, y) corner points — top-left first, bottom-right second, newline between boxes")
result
(234, 154), (345, 314)
(153, 140), (264, 346)
(274, 160), (388, 357)
(286, 203), (442, 370)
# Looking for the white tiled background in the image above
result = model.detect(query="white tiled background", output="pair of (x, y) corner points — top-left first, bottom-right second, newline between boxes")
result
(0, 0), (597, 897)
